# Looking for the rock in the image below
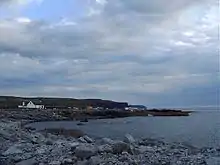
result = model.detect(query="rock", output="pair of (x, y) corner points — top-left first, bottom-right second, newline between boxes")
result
(70, 142), (80, 151)
(77, 123), (85, 126)
(83, 135), (94, 143)
(11, 153), (33, 162)
(45, 139), (53, 145)
(15, 158), (37, 165)
(101, 138), (115, 145)
(98, 144), (113, 153)
(74, 145), (97, 159)
(206, 157), (220, 165)
(78, 137), (87, 143)
(49, 161), (61, 165)
(62, 158), (73, 165)
(112, 141), (130, 154)
(124, 134), (135, 144)
(88, 156), (102, 165)
(2, 145), (23, 156)
(29, 133), (45, 144)
(76, 160), (88, 165)
(36, 145), (52, 154)
(137, 145), (150, 154)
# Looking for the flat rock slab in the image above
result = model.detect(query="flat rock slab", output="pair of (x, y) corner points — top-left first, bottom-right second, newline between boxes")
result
(15, 158), (37, 165)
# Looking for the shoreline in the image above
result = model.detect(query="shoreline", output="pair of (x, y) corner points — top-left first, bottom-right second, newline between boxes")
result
(0, 118), (219, 165)
(0, 108), (192, 122)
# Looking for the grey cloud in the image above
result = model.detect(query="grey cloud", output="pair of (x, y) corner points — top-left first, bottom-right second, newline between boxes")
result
(0, 0), (219, 106)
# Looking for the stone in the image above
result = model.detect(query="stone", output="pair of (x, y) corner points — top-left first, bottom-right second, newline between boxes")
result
(124, 134), (135, 144)
(15, 158), (37, 165)
(49, 161), (61, 165)
(98, 144), (113, 153)
(76, 160), (88, 165)
(62, 158), (73, 165)
(206, 157), (220, 165)
(88, 156), (102, 165)
(29, 133), (46, 144)
(2, 145), (23, 156)
(78, 137), (87, 143)
(70, 142), (80, 151)
(11, 153), (33, 162)
(112, 141), (130, 154)
(101, 138), (115, 145)
(36, 145), (52, 154)
(45, 139), (53, 145)
(74, 145), (97, 159)
(83, 135), (94, 143)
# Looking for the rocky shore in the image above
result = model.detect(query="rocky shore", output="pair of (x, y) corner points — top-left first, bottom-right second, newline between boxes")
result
(0, 119), (220, 165)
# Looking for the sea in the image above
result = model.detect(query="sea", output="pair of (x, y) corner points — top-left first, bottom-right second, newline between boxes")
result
(27, 107), (220, 148)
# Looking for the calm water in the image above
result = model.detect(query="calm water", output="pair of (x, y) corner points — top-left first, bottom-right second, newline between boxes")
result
(27, 111), (220, 148)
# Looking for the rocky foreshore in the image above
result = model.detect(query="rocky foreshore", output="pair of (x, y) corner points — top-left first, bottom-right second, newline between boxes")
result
(0, 119), (220, 165)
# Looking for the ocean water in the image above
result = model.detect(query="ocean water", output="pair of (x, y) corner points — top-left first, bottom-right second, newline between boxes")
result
(27, 110), (220, 148)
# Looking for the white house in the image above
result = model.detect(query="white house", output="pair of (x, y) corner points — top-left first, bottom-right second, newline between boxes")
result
(18, 101), (44, 109)
(125, 105), (147, 111)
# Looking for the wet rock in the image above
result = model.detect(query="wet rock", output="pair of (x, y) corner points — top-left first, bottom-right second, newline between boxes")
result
(124, 134), (135, 144)
(77, 123), (85, 126)
(74, 145), (97, 159)
(15, 158), (37, 165)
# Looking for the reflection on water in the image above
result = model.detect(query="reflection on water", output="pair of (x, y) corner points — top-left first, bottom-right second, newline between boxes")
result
(27, 111), (220, 148)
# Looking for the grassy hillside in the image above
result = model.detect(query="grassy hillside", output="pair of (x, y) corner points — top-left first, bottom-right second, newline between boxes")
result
(0, 96), (128, 109)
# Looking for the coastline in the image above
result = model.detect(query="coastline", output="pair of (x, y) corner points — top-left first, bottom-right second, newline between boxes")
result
(0, 108), (192, 122)
(0, 110), (219, 165)
(0, 118), (219, 165)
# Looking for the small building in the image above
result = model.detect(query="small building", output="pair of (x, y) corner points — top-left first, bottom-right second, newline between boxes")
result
(18, 101), (44, 109)
(125, 105), (147, 111)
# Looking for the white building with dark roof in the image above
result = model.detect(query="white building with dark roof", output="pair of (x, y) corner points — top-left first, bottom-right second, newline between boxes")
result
(18, 101), (44, 109)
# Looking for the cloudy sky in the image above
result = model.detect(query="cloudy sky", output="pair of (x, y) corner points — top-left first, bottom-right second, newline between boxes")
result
(0, 0), (219, 107)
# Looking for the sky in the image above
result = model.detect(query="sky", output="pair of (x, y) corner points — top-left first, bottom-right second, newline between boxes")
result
(0, 0), (219, 107)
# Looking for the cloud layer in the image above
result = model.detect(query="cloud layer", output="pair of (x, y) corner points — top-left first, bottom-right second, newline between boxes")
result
(0, 0), (219, 107)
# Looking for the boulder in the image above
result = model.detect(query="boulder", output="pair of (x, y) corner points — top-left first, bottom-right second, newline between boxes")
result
(62, 158), (73, 165)
(101, 138), (115, 145)
(88, 156), (102, 165)
(112, 141), (130, 154)
(15, 158), (37, 165)
(124, 134), (135, 144)
(206, 157), (220, 165)
(74, 145), (97, 159)
(29, 133), (46, 144)
(49, 161), (61, 165)
(36, 145), (52, 154)
(78, 137), (87, 143)
(2, 145), (23, 156)
(70, 142), (80, 151)
(98, 144), (113, 153)
(83, 135), (94, 143)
